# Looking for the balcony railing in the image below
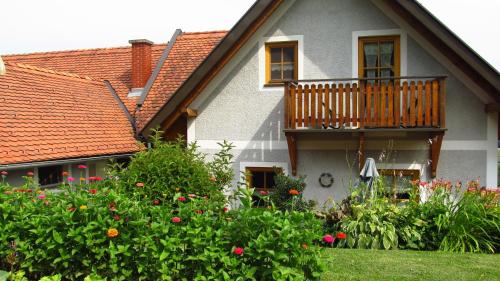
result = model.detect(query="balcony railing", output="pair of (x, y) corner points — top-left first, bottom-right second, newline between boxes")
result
(284, 76), (447, 130)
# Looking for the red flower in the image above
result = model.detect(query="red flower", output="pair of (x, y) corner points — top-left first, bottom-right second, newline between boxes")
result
(153, 199), (160, 205)
(171, 217), (181, 223)
(78, 164), (87, 169)
(67, 207), (76, 212)
(62, 171), (69, 177)
(288, 189), (300, 196)
(223, 207), (229, 213)
(113, 214), (121, 221)
(26, 171), (34, 177)
(95, 176), (103, 181)
(88, 189), (97, 195)
(136, 182), (144, 188)
(323, 234), (335, 244)
(336, 232), (347, 239)
(1, 171), (8, 176)
(88, 176), (96, 181)
(233, 247), (244, 255)
(259, 190), (269, 196)
(178, 196), (186, 202)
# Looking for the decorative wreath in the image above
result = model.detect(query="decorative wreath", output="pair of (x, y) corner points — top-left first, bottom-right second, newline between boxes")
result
(319, 173), (334, 188)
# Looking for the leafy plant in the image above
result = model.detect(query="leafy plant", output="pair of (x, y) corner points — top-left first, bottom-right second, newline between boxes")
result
(270, 173), (315, 212)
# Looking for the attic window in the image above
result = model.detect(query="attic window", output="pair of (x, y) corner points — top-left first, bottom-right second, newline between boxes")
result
(265, 41), (298, 85)
(358, 36), (400, 84)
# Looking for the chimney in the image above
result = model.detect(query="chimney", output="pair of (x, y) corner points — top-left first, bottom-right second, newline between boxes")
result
(128, 39), (153, 96)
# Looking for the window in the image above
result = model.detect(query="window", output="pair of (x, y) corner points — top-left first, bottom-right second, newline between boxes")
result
(246, 167), (282, 207)
(265, 41), (298, 85)
(379, 169), (419, 202)
(358, 36), (400, 83)
(38, 165), (63, 187)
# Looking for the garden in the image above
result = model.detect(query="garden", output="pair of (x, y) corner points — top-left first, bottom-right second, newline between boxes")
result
(1, 133), (499, 280)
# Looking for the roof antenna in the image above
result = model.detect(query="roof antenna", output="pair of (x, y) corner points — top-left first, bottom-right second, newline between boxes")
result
(0, 56), (5, 75)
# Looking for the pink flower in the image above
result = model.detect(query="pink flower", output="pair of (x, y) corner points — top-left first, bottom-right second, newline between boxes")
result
(233, 247), (244, 255)
(171, 217), (181, 223)
(136, 182), (144, 188)
(67, 177), (75, 182)
(26, 171), (34, 177)
(323, 234), (335, 244)
(259, 190), (269, 196)
(178, 196), (186, 202)
(188, 194), (197, 198)
(37, 194), (46, 200)
(78, 164), (87, 169)
(88, 176), (96, 181)
(1, 171), (7, 176)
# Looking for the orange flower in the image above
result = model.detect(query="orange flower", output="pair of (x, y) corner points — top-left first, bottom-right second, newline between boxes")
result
(107, 228), (119, 238)
(288, 189), (300, 196)
(302, 243), (309, 249)
(80, 177), (86, 181)
(62, 171), (69, 177)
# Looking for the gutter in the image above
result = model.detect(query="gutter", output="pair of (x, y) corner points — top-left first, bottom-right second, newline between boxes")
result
(0, 56), (5, 75)
(0, 153), (136, 170)
(136, 29), (183, 107)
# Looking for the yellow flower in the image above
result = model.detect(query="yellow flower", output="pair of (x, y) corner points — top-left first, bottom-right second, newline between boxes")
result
(79, 205), (88, 210)
(107, 228), (119, 238)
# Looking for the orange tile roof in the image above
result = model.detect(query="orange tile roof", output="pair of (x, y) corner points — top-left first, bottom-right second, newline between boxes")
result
(3, 44), (166, 113)
(136, 31), (227, 130)
(0, 62), (142, 165)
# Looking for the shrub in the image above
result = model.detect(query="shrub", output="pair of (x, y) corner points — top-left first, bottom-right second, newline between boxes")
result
(270, 173), (315, 212)
(337, 199), (399, 250)
(116, 131), (233, 207)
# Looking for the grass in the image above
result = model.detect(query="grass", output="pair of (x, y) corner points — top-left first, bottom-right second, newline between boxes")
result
(321, 248), (500, 281)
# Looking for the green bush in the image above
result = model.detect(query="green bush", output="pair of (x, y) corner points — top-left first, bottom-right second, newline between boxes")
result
(270, 173), (315, 212)
(116, 131), (233, 207)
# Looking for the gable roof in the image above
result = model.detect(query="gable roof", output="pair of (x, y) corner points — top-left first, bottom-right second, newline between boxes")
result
(3, 44), (166, 113)
(135, 30), (227, 131)
(0, 62), (142, 166)
(139, 0), (500, 135)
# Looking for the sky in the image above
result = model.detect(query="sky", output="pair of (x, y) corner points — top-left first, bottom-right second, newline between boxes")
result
(1, 0), (499, 71)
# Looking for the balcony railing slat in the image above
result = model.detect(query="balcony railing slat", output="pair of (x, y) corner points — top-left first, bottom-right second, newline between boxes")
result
(417, 81), (424, 126)
(325, 84), (330, 128)
(402, 82), (408, 127)
(338, 83), (344, 128)
(331, 84), (337, 128)
(304, 84), (309, 127)
(410, 82), (416, 126)
(353, 83), (358, 128)
(388, 83), (394, 127)
(425, 81), (432, 126)
(432, 80), (439, 127)
(395, 83), (401, 127)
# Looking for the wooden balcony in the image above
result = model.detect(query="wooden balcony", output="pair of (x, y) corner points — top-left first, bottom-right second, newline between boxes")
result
(284, 76), (447, 131)
(283, 76), (447, 177)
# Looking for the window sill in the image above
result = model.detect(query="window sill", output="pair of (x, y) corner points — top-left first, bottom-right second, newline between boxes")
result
(263, 83), (285, 88)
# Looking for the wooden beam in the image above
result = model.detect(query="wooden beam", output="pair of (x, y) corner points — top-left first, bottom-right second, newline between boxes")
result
(285, 132), (298, 176)
(183, 108), (198, 117)
(485, 103), (500, 112)
(430, 132), (444, 178)
(359, 132), (365, 171)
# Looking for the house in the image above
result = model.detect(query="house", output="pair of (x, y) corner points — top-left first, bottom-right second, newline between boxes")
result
(137, 0), (500, 203)
(0, 31), (226, 187)
(2, 0), (499, 204)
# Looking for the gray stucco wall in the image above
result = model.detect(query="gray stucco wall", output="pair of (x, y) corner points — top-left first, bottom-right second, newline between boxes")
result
(192, 0), (493, 203)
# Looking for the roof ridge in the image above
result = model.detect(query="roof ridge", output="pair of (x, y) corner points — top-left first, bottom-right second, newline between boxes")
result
(182, 30), (229, 35)
(4, 61), (98, 82)
(2, 43), (167, 58)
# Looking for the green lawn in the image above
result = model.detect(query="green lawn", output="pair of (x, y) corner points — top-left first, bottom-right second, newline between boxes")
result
(321, 248), (500, 281)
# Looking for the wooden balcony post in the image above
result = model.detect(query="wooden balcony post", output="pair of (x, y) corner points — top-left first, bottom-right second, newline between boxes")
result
(359, 81), (365, 128)
(439, 78), (446, 128)
(284, 82), (289, 129)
